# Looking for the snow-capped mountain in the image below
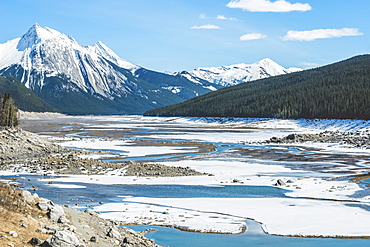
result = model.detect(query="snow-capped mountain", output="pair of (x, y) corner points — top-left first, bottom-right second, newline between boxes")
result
(177, 58), (302, 87)
(0, 24), (139, 97)
(0, 24), (216, 114)
(0, 24), (303, 114)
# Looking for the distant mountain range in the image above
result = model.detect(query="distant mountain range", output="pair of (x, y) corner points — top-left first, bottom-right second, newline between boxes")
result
(145, 55), (370, 120)
(0, 24), (300, 114)
(176, 58), (301, 87)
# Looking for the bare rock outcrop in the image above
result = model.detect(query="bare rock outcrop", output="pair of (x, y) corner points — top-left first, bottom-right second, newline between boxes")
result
(41, 230), (84, 247)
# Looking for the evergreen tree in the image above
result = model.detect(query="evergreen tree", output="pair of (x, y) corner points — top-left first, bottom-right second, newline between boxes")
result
(0, 93), (19, 127)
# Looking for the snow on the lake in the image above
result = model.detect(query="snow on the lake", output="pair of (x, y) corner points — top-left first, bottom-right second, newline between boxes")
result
(12, 115), (370, 237)
(34, 159), (370, 237)
(117, 196), (370, 237)
(97, 201), (247, 234)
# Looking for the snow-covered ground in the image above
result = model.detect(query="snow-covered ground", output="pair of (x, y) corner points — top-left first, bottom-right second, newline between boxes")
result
(12, 115), (370, 237)
(30, 159), (370, 237)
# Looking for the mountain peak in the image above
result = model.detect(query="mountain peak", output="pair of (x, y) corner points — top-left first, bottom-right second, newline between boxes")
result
(32, 23), (41, 29)
(257, 58), (274, 63)
(255, 58), (281, 68)
(182, 58), (302, 87)
(18, 24), (70, 49)
(24, 24), (56, 39)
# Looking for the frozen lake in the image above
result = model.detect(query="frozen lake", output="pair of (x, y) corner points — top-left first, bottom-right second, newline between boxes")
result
(7, 114), (370, 246)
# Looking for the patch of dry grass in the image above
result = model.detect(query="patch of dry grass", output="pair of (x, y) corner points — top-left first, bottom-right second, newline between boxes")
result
(0, 182), (49, 246)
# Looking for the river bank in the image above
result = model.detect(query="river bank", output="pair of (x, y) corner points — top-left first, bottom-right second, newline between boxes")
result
(0, 181), (161, 247)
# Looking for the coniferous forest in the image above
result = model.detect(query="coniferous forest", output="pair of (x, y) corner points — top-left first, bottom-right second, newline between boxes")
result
(144, 55), (370, 120)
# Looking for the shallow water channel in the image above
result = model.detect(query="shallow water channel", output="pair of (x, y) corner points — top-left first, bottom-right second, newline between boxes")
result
(14, 115), (370, 246)
(3, 174), (370, 247)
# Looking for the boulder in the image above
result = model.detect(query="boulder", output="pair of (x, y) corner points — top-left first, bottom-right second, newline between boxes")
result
(20, 190), (35, 204)
(58, 215), (70, 224)
(29, 237), (43, 246)
(41, 230), (84, 247)
(48, 205), (65, 222)
(45, 225), (62, 233)
(123, 237), (129, 243)
(37, 201), (50, 211)
(107, 227), (122, 239)
(276, 179), (286, 186)
(286, 134), (296, 140)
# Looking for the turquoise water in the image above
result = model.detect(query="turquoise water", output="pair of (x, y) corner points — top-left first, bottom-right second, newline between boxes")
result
(126, 225), (370, 247)
(3, 175), (370, 246)
(0, 175), (291, 206)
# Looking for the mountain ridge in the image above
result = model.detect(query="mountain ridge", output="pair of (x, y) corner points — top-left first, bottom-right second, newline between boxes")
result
(175, 58), (302, 87)
(0, 24), (301, 114)
(144, 54), (370, 120)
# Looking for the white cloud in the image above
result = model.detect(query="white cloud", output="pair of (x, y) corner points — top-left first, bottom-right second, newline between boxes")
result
(217, 15), (237, 21)
(199, 13), (207, 19)
(281, 28), (364, 41)
(191, 24), (223, 30)
(240, 33), (267, 41)
(226, 0), (312, 12)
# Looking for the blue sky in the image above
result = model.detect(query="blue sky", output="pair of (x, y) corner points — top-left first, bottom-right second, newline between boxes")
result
(1, 0), (369, 72)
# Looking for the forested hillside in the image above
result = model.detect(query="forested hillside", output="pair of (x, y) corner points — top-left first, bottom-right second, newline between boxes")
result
(144, 55), (370, 120)
(0, 76), (57, 112)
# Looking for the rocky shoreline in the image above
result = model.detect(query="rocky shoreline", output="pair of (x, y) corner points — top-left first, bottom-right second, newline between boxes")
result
(255, 130), (370, 149)
(0, 128), (68, 162)
(0, 182), (161, 247)
(0, 127), (210, 177)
